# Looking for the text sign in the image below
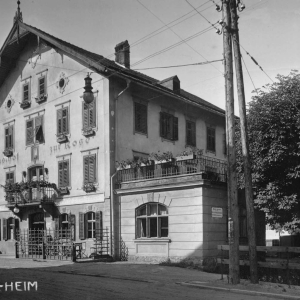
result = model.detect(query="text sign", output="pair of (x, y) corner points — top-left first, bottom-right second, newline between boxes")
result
(212, 207), (223, 218)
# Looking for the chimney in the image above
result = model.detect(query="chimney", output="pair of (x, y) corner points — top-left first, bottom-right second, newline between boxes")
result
(115, 40), (130, 68)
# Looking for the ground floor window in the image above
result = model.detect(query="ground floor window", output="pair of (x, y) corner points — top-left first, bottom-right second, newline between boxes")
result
(79, 211), (102, 240)
(136, 203), (168, 238)
(2, 217), (19, 240)
(55, 213), (75, 240)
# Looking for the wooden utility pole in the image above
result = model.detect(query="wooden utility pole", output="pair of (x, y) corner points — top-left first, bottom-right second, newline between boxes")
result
(230, 0), (258, 283)
(223, 0), (240, 284)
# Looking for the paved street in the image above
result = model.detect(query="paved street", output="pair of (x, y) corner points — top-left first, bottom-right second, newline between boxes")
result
(1, 257), (297, 300)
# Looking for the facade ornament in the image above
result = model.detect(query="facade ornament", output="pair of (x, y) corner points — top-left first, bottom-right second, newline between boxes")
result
(56, 72), (69, 94)
(4, 94), (15, 113)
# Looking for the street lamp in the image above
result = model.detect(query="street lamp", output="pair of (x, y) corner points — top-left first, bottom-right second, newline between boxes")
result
(13, 204), (20, 214)
(83, 73), (94, 104)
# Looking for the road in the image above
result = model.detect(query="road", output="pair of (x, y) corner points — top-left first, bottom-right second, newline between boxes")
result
(0, 259), (286, 299)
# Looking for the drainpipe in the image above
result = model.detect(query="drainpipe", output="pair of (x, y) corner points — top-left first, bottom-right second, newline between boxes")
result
(110, 79), (131, 259)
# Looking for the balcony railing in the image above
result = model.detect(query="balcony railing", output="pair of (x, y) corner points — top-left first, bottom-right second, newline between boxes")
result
(116, 155), (227, 186)
(5, 181), (59, 206)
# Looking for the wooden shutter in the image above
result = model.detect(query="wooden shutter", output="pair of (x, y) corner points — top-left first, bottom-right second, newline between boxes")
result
(3, 219), (7, 241)
(0, 219), (1, 241)
(9, 126), (13, 149)
(23, 83), (29, 101)
(79, 212), (85, 240)
(82, 102), (89, 129)
(39, 77), (45, 96)
(62, 108), (68, 134)
(89, 155), (96, 183)
(95, 211), (102, 240)
(89, 101), (96, 128)
(83, 156), (89, 184)
(58, 161), (63, 187)
(64, 160), (69, 186)
(57, 109), (62, 134)
(160, 112), (165, 138)
(187, 121), (196, 146)
(135, 103), (147, 134)
(172, 116), (178, 141)
(26, 120), (34, 145)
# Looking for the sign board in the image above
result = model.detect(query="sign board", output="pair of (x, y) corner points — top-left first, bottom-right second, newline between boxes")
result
(212, 207), (223, 218)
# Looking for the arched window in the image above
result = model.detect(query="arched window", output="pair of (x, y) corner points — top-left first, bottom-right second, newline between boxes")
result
(136, 203), (168, 238)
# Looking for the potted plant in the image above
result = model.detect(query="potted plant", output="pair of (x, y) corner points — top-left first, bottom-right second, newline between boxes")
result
(20, 100), (31, 109)
(83, 183), (95, 193)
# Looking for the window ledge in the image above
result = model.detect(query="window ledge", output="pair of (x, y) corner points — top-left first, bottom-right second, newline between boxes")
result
(161, 137), (175, 144)
(134, 238), (171, 243)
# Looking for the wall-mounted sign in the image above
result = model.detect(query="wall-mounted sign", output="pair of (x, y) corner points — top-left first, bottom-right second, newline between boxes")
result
(50, 138), (90, 154)
(212, 207), (223, 218)
(0, 153), (19, 165)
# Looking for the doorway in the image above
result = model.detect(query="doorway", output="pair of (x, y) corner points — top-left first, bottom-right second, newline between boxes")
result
(30, 212), (45, 230)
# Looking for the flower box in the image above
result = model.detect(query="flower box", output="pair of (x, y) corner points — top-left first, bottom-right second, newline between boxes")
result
(20, 100), (31, 109)
(83, 184), (95, 193)
(57, 134), (68, 143)
(3, 149), (13, 157)
(59, 186), (69, 195)
(35, 94), (48, 104)
(82, 128), (95, 137)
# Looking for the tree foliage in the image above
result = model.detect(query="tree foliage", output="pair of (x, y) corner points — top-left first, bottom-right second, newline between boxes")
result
(236, 70), (300, 233)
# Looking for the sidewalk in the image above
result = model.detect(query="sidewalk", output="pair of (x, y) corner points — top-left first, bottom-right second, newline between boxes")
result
(1, 256), (300, 299)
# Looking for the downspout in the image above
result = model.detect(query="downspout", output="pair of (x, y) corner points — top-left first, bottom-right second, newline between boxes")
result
(110, 79), (131, 259)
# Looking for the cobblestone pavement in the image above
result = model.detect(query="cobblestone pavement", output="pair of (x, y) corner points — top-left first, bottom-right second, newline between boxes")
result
(0, 257), (299, 299)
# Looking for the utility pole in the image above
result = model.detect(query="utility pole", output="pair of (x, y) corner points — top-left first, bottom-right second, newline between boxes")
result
(230, 0), (258, 283)
(222, 0), (240, 284)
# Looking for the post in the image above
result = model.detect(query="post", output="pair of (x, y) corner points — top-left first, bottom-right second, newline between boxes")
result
(15, 242), (19, 258)
(230, 0), (258, 283)
(223, 0), (240, 284)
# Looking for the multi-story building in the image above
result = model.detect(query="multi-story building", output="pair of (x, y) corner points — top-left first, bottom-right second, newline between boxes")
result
(0, 5), (262, 263)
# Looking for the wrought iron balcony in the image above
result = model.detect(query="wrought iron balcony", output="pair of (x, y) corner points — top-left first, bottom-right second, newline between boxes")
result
(116, 155), (227, 188)
(5, 181), (59, 207)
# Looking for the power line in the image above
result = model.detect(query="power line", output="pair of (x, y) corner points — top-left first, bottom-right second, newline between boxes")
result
(240, 54), (258, 96)
(133, 59), (223, 70)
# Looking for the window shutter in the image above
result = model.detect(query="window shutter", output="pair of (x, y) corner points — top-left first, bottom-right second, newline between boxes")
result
(39, 77), (45, 96)
(83, 156), (89, 183)
(26, 120), (34, 145)
(173, 116), (178, 141)
(9, 126), (13, 149)
(3, 219), (7, 241)
(64, 160), (69, 186)
(23, 84), (29, 101)
(62, 108), (68, 134)
(5, 128), (9, 149)
(89, 155), (96, 183)
(95, 211), (102, 240)
(135, 103), (147, 134)
(83, 102), (89, 129)
(58, 161), (63, 187)
(0, 219), (1, 241)
(146, 218), (150, 238)
(57, 109), (62, 135)
(158, 218), (161, 238)
(89, 101), (96, 128)
(79, 212), (85, 240)
(160, 112), (165, 138)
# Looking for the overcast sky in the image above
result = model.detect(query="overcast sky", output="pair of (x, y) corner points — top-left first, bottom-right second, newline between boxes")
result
(0, 0), (299, 114)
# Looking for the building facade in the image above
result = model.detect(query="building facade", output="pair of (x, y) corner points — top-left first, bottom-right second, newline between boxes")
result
(0, 7), (260, 263)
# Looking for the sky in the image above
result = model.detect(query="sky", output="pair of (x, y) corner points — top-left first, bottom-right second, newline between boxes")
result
(0, 0), (299, 114)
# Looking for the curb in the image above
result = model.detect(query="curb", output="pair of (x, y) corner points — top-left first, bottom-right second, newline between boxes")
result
(178, 282), (300, 300)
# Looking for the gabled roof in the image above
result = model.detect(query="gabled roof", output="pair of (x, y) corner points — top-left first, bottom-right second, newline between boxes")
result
(0, 19), (225, 117)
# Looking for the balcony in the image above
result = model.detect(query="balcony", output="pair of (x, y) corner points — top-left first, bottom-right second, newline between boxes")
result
(5, 181), (59, 207)
(116, 155), (227, 189)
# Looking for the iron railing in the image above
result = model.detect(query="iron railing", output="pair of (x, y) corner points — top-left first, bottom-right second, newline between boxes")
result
(5, 184), (59, 206)
(16, 229), (73, 260)
(116, 155), (227, 185)
(90, 227), (110, 257)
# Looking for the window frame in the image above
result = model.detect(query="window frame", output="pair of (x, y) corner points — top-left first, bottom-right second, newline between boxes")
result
(83, 154), (97, 184)
(160, 112), (178, 141)
(26, 115), (45, 146)
(38, 75), (47, 98)
(4, 125), (14, 150)
(23, 82), (30, 103)
(82, 100), (96, 130)
(186, 120), (196, 147)
(134, 102), (148, 135)
(136, 203), (168, 239)
(6, 171), (15, 184)
(57, 107), (69, 136)
(79, 211), (102, 240)
(206, 125), (216, 153)
(58, 159), (70, 188)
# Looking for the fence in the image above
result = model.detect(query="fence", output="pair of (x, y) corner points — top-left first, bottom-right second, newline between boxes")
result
(116, 156), (227, 185)
(218, 245), (300, 285)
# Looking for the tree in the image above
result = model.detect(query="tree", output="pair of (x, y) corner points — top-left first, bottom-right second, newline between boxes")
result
(236, 70), (300, 233)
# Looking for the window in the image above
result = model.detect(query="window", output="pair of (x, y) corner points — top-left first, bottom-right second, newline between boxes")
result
(23, 83), (30, 102)
(136, 203), (168, 238)
(26, 116), (44, 146)
(4, 125), (14, 150)
(83, 154), (96, 184)
(134, 102), (147, 134)
(55, 213), (75, 240)
(160, 112), (178, 141)
(79, 211), (102, 240)
(6, 171), (14, 184)
(186, 120), (196, 147)
(207, 126), (216, 152)
(38, 76), (46, 98)
(58, 160), (69, 187)
(82, 101), (96, 129)
(57, 107), (69, 135)
(2, 218), (19, 240)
